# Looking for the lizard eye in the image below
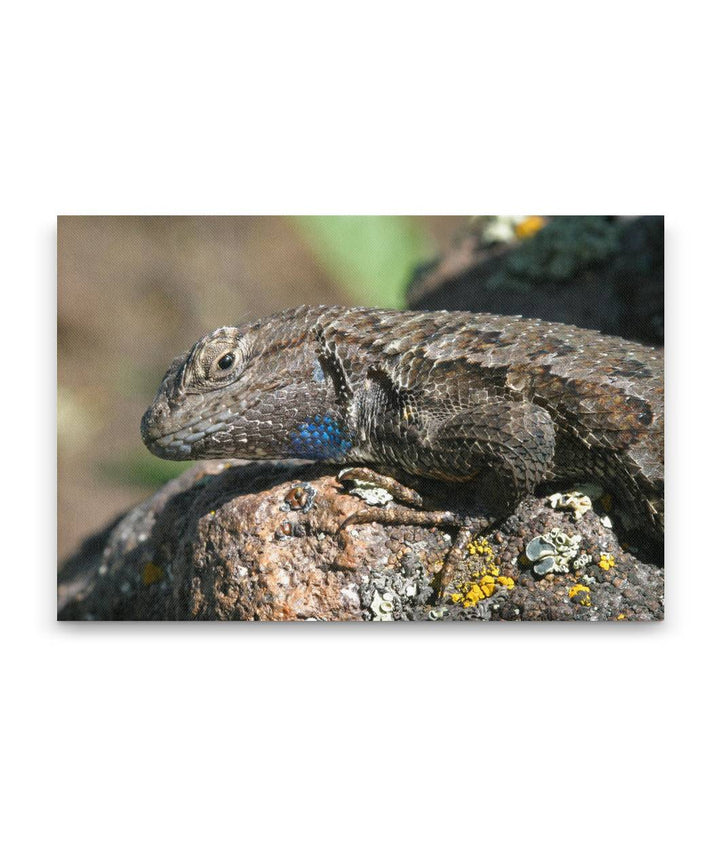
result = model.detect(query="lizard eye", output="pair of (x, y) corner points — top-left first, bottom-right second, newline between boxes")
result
(217, 352), (235, 371)
(184, 328), (245, 390)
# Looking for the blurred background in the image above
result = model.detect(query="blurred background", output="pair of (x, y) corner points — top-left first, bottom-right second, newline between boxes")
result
(57, 216), (467, 559)
(58, 215), (663, 561)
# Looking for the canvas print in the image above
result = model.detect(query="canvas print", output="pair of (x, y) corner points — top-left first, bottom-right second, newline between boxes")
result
(57, 216), (664, 621)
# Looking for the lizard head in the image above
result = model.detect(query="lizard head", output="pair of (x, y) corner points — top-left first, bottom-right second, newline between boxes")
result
(141, 309), (353, 462)
(140, 325), (252, 460)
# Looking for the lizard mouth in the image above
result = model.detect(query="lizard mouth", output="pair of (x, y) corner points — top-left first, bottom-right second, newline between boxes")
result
(140, 410), (235, 459)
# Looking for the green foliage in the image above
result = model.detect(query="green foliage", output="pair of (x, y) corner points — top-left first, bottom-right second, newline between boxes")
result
(292, 215), (432, 307)
(99, 452), (193, 489)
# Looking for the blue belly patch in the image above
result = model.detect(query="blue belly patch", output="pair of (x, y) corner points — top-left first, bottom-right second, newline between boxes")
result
(288, 414), (352, 459)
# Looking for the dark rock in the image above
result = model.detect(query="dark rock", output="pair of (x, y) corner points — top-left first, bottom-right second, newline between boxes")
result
(407, 216), (663, 346)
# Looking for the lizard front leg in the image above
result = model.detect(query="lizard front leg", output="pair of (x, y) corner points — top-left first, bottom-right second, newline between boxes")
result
(335, 470), (494, 600)
(337, 397), (557, 599)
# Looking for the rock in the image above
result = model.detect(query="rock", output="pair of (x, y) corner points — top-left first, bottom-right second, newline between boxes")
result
(58, 461), (664, 621)
(407, 216), (663, 346)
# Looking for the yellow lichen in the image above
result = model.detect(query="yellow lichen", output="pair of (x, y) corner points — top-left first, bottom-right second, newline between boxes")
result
(467, 537), (501, 575)
(450, 538), (514, 606)
(616, 613), (626, 620)
(514, 216), (546, 240)
(568, 583), (591, 607)
(598, 554), (616, 571)
(142, 561), (164, 586)
(468, 536), (494, 560)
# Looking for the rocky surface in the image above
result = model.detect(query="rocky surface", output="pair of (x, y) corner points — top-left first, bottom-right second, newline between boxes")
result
(407, 216), (664, 346)
(58, 460), (663, 621)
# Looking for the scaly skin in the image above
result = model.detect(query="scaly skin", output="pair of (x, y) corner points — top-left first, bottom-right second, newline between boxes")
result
(141, 306), (664, 584)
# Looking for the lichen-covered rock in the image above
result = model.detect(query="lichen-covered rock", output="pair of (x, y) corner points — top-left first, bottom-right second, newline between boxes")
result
(58, 460), (663, 621)
(407, 215), (663, 346)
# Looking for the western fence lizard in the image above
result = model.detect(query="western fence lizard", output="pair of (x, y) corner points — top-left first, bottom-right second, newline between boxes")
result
(141, 305), (664, 590)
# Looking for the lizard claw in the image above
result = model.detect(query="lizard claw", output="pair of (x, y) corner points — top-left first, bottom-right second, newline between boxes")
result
(336, 502), (495, 601)
(431, 525), (479, 602)
(337, 467), (426, 508)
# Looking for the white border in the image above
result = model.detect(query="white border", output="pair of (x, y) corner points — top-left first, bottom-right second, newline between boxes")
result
(4, 2), (716, 853)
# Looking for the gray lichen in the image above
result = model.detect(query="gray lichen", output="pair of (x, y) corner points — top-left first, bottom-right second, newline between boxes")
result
(548, 489), (594, 521)
(525, 528), (585, 576)
(343, 479), (394, 507)
(360, 565), (436, 621)
(370, 590), (395, 621)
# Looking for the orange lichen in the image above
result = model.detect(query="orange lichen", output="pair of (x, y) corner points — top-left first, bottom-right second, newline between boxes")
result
(450, 537), (514, 606)
(568, 583), (591, 607)
(141, 561), (164, 586)
(514, 216), (546, 240)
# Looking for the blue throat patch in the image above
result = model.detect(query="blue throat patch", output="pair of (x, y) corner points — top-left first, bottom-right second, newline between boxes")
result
(288, 414), (352, 460)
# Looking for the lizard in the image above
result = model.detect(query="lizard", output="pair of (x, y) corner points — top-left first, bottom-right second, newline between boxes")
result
(141, 305), (664, 593)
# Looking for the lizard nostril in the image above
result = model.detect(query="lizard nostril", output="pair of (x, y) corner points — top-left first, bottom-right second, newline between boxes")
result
(140, 407), (156, 443)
